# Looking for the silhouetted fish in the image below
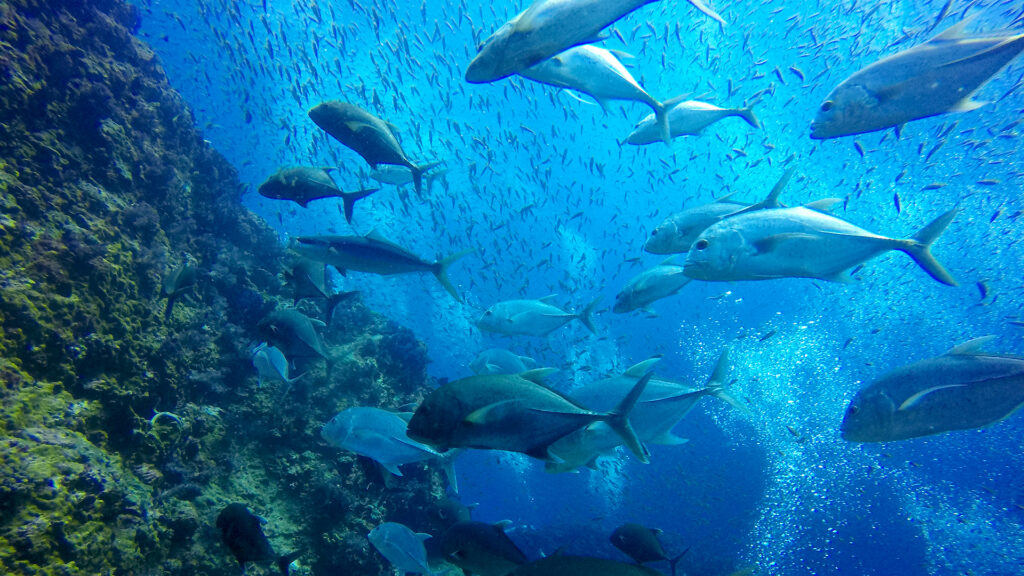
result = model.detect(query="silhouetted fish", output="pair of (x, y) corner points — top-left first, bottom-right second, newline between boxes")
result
(216, 503), (300, 575)
(258, 166), (376, 223)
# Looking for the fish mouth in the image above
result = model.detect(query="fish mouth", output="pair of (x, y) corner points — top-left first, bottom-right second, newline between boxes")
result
(808, 122), (832, 140)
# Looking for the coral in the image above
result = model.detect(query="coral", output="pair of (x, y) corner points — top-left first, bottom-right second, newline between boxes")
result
(0, 1), (449, 574)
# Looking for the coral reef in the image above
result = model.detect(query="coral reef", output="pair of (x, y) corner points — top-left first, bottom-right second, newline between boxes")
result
(0, 1), (449, 574)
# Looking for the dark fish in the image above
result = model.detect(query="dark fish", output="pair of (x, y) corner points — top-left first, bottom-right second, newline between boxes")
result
(308, 101), (426, 194)
(216, 503), (300, 575)
(510, 555), (663, 576)
(162, 262), (197, 320)
(439, 521), (528, 576)
(610, 523), (686, 576)
(841, 337), (1024, 442)
(256, 308), (330, 362)
(284, 258), (330, 303)
(291, 231), (472, 301)
(258, 167), (377, 223)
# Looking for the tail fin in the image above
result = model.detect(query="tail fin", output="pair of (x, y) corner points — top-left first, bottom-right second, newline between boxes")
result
(901, 208), (958, 286)
(411, 163), (424, 195)
(433, 249), (474, 301)
(277, 550), (302, 575)
(325, 290), (359, 322)
(737, 105), (760, 128)
(436, 449), (462, 495)
(340, 188), (378, 224)
(163, 295), (177, 321)
(651, 100), (672, 146)
(669, 547), (690, 576)
(576, 295), (602, 333)
(605, 371), (653, 463)
(702, 348), (752, 417)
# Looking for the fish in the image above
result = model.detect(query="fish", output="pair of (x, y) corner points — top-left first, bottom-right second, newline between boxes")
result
(470, 348), (537, 375)
(612, 260), (691, 314)
(810, 18), (1024, 139)
(645, 168), (793, 254)
(519, 45), (674, 144)
(682, 202), (958, 286)
(291, 231), (472, 302)
(626, 99), (759, 145)
(545, 350), (745, 473)
(841, 336), (1024, 442)
(439, 521), (528, 576)
(687, 0), (726, 27)
(320, 406), (458, 492)
(406, 369), (652, 463)
(162, 261), (197, 320)
(216, 503), (300, 575)
(465, 0), (659, 84)
(257, 166), (377, 223)
(368, 522), (435, 575)
(308, 101), (427, 194)
(256, 308), (330, 362)
(476, 296), (601, 336)
(369, 160), (444, 189)
(284, 258), (331, 303)
(509, 555), (663, 576)
(251, 342), (303, 389)
(610, 523), (686, 575)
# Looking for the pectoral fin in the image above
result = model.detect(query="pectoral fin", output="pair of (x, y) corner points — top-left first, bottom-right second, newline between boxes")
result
(898, 384), (966, 411)
(945, 335), (996, 356)
(752, 233), (818, 254)
(464, 400), (519, 425)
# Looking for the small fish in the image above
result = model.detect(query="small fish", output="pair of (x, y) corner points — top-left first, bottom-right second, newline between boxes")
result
(368, 522), (434, 575)
(251, 342), (302, 389)
(470, 349), (537, 375)
(162, 261), (198, 320)
(439, 521), (528, 576)
(256, 308), (330, 362)
(216, 503), (300, 575)
(257, 166), (377, 223)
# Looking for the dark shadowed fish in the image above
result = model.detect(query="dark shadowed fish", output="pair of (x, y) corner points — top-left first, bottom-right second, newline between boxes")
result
(308, 101), (426, 194)
(842, 336), (1024, 442)
(811, 17), (1024, 139)
(465, 0), (659, 84)
(406, 369), (653, 463)
(162, 261), (197, 320)
(257, 166), (377, 223)
(612, 260), (690, 314)
(256, 308), (329, 361)
(291, 231), (471, 301)
(439, 521), (528, 576)
(216, 503), (300, 575)
(610, 523), (686, 576)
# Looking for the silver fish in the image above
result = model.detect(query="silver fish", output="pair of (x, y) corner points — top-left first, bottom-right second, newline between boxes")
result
(465, 0), (659, 84)
(683, 203), (958, 286)
(842, 337), (1024, 442)
(811, 18), (1024, 139)
(626, 99), (759, 145)
(251, 342), (302, 389)
(612, 261), (691, 314)
(257, 166), (376, 223)
(368, 522), (434, 575)
(470, 349), (537, 375)
(476, 296), (600, 337)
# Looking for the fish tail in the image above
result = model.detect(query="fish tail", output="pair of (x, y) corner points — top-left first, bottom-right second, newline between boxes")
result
(277, 550), (302, 575)
(434, 249), (474, 301)
(411, 163), (424, 195)
(669, 547), (690, 576)
(701, 348), (752, 417)
(576, 295), (602, 333)
(652, 100), (672, 146)
(163, 295), (177, 321)
(737, 104), (760, 129)
(340, 188), (378, 224)
(901, 208), (959, 286)
(437, 449), (461, 494)
(606, 371), (653, 464)
(325, 290), (359, 321)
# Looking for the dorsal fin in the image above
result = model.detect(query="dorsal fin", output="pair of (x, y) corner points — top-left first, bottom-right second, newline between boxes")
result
(931, 14), (978, 42)
(945, 335), (996, 356)
(519, 367), (558, 384)
(714, 191), (739, 203)
(623, 356), (663, 377)
(537, 294), (559, 303)
(804, 198), (843, 212)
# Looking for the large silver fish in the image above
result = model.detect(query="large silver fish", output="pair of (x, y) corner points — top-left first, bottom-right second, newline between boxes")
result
(476, 296), (600, 336)
(644, 167), (792, 254)
(842, 337), (1024, 442)
(810, 18), (1024, 139)
(291, 231), (471, 301)
(470, 348), (537, 375)
(308, 101), (427, 194)
(520, 45), (673, 144)
(612, 261), (690, 314)
(368, 522), (434, 576)
(682, 203), (958, 286)
(626, 99), (758, 145)
(406, 369), (652, 463)
(257, 166), (377, 223)
(465, 0), (659, 84)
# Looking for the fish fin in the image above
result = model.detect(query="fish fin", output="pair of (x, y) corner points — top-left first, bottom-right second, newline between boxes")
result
(701, 348), (753, 417)
(937, 32), (1024, 69)
(900, 208), (958, 286)
(340, 188), (378, 223)
(394, 412), (414, 422)
(623, 356), (663, 378)
(687, 0), (727, 26)
(538, 294), (560, 303)
(930, 14), (978, 42)
(464, 400), (518, 425)
(595, 98), (612, 113)
(296, 199), (311, 208)
(518, 367), (558, 384)
(325, 290), (359, 321)
(821, 271), (855, 284)
(803, 198), (843, 212)
(493, 519), (514, 531)
(437, 449), (460, 494)
(606, 371), (654, 463)
(669, 548), (690, 576)
(277, 550), (302, 576)
(662, 94), (691, 109)
(751, 233), (819, 254)
(948, 98), (986, 112)
(651, 98), (672, 146)
(577, 295), (602, 333)
(731, 166), (793, 217)
(416, 532), (432, 542)
(714, 191), (740, 203)
(651, 431), (689, 445)
(898, 384), (967, 411)
(609, 49), (635, 63)
(410, 162), (424, 195)
(736, 104), (760, 128)
(434, 249), (474, 301)
(945, 335), (996, 356)
(380, 461), (404, 477)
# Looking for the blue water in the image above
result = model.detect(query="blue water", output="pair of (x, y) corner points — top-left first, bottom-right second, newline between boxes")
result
(135, 0), (1024, 573)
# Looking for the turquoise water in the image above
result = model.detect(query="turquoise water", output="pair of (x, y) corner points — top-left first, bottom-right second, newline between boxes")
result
(136, 0), (1024, 573)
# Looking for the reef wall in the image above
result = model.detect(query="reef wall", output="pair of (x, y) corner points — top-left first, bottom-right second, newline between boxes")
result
(0, 1), (446, 574)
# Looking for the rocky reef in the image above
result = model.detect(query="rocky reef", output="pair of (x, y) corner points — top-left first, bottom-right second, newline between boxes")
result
(0, 1), (450, 574)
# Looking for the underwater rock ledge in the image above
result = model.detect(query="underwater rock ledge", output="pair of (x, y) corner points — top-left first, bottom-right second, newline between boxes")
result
(0, 1), (446, 574)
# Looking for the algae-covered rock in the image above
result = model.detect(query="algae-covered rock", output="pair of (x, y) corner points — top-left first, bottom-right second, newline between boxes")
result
(0, 1), (449, 574)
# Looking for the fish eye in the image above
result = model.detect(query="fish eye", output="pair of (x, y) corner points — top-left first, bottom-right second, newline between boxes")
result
(847, 405), (859, 415)
(821, 100), (834, 112)
(651, 229), (658, 236)
(484, 310), (492, 316)
(695, 239), (709, 251)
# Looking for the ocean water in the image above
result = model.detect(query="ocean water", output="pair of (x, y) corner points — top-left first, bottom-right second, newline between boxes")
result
(132, 0), (1024, 574)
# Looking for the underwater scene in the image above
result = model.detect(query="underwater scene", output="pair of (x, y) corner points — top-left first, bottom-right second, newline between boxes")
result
(3, 0), (1024, 574)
